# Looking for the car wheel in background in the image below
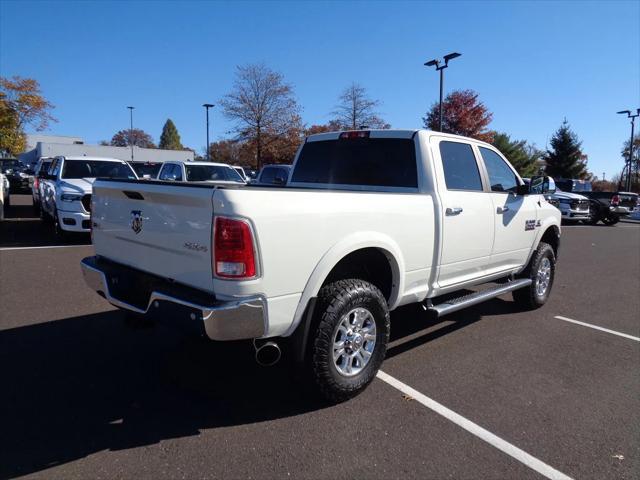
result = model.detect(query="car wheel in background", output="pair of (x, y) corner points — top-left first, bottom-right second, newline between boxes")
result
(513, 241), (556, 310)
(52, 208), (67, 239)
(308, 279), (390, 403)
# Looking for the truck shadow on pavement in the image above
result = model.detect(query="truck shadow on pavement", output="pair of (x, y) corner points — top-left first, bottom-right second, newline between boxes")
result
(0, 297), (517, 478)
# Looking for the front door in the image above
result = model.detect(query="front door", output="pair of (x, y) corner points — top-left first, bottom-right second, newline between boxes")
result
(434, 139), (495, 288)
(477, 146), (538, 271)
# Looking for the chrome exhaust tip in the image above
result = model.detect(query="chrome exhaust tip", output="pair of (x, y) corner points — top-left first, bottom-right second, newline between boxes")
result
(254, 340), (281, 367)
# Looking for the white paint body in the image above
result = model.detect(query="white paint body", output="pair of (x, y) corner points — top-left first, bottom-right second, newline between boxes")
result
(91, 130), (561, 338)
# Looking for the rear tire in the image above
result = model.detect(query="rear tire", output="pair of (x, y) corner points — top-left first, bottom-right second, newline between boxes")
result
(309, 279), (390, 403)
(512, 242), (556, 310)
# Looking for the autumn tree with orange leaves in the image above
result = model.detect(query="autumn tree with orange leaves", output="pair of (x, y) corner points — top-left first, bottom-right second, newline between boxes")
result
(423, 89), (494, 142)
(0, 76), (56, 156)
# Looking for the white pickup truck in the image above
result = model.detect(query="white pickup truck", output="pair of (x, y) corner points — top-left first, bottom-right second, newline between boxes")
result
(82, 129), (561, 402)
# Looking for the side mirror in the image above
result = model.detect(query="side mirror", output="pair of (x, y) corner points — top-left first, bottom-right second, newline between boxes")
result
(528, 176), (556, 195)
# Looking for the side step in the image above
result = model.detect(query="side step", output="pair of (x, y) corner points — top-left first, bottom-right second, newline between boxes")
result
(427, 278), (532, 317)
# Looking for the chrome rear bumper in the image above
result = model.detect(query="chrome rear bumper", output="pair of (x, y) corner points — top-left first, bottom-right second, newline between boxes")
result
(80, 256), (265, 341)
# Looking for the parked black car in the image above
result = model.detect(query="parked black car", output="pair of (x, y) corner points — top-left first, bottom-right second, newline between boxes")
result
(554, 179), (638, 225)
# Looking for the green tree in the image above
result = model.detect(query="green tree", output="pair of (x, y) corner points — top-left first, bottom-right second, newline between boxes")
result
(544, 120), (589, 179)
(492, 132), (541, 177)
(158, 119), (183, 150)
(423, 89), (493, 142)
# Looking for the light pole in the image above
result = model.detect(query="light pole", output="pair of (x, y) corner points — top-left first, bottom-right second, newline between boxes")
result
(424, 52), (461, 132)
(617, 108), (640, 191)
(203, 103), (214, 161)
(127, 106), (135, 161)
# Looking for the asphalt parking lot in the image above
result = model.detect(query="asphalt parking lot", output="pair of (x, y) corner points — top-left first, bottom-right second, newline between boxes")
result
(1, 194), (638, 480)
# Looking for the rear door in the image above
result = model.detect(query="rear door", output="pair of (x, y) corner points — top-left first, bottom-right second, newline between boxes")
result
(432, 138), (495, 288)
(477, 146), (538, 270)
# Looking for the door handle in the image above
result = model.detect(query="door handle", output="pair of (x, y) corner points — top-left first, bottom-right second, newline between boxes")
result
(497, 206), (510, 214)
(446, 207), (463, 216)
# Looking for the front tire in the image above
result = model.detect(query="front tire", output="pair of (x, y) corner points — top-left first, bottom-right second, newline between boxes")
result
(602, 215), (619, 226)
(512, 242), (556, 310)
(310, 279), (390, 403)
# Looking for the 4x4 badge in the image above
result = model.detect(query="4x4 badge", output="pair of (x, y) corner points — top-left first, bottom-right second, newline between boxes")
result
(131, 210), (143, 234)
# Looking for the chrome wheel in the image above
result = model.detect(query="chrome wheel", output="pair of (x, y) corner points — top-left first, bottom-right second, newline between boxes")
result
(332, 307), (377, 377)
(536, 257), (551, 296)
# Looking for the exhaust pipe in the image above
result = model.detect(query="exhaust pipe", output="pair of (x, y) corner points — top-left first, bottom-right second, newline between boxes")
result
(254, 340), (281, 367)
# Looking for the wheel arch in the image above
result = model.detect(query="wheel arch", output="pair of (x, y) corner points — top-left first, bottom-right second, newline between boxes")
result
(284, 232), (405, 338)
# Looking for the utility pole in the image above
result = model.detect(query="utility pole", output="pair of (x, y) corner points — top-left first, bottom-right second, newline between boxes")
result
(127, 106), (135, 161)
(424, 52), (461, 132)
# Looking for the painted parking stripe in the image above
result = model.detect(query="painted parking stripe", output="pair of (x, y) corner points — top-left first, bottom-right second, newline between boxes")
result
(377, 370), (573, 480)
(0, 244), (91, 251)
(554, 316), (640, 342)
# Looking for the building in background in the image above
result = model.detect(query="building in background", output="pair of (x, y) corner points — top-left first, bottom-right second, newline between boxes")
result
(19, 134), (194, 167)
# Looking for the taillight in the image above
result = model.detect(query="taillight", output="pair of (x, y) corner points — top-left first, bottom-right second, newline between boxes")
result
(214, 216), (256, 279)
(339, 131), (370, 140)
(611, 195), (620, 206)
(34, 177), (39, 189)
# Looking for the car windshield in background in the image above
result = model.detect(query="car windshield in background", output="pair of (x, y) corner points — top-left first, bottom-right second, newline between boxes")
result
(61, 160), (137, 179)
(572, 182), (592, 192)
(291, 138), (418, 188)
(185, 165), (244, 182)
(130, 163), (162, 177)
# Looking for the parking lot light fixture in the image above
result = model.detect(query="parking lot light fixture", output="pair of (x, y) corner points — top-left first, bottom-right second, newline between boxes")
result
(203, 104), (214, 161)
(424, 52), (461, 132)
(127, 106), (135, 161)
(617, 108), (640, 191)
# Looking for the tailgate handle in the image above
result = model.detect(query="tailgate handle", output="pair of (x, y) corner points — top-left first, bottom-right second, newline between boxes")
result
(123, 190), (145, 200)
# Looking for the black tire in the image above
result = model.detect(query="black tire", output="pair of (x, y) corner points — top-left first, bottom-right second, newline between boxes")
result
(32, 199), (40, 215)
(602, 215), (619, 226)
(512, 242), (556, 310)
(309, 279), (390, 403)
(587, 203), (600, 225)
(52, 208), (67, 239)
(40, 205), (51, 224)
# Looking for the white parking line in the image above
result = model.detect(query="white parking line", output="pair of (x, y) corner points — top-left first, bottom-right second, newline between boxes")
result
(377, 370), (573, 480)
(0, 244), (91, 251)
(554, 316), (640, 342)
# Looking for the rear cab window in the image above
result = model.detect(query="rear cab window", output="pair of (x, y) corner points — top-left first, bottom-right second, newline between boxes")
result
(291, 135), (418, 189)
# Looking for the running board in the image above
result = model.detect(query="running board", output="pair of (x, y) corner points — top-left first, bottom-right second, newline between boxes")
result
(427, 279), (532, 317)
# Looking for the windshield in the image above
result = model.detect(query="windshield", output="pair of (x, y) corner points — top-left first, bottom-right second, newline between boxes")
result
(185, 165), (244, 182)
(572, 182), (592, 192)
(61, 160), (137, 179)
(130, 163), (162, 177)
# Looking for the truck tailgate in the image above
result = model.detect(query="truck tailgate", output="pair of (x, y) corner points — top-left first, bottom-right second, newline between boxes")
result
(91, 180), (215, 292)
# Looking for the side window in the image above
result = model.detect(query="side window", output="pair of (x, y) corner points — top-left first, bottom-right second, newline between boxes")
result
(439, 141), (483, 191)
(173, 165), (183, 181)
(50, 159), (61, 177)
(159, 164), (174, 180)
(480, 147), (518, 193)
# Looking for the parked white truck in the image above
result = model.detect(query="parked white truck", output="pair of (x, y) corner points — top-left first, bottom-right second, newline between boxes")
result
(82, 130), (561, 402)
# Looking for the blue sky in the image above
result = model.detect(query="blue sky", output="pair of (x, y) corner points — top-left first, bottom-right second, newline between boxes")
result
(1, 0), (638, 178)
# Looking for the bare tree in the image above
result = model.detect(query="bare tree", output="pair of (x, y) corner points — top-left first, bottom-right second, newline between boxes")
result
(332, 82), (389, 130)
(220, 64), (301, 169)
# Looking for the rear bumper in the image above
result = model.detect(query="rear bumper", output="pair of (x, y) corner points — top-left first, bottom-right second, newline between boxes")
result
(80, 256), (265, 341)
